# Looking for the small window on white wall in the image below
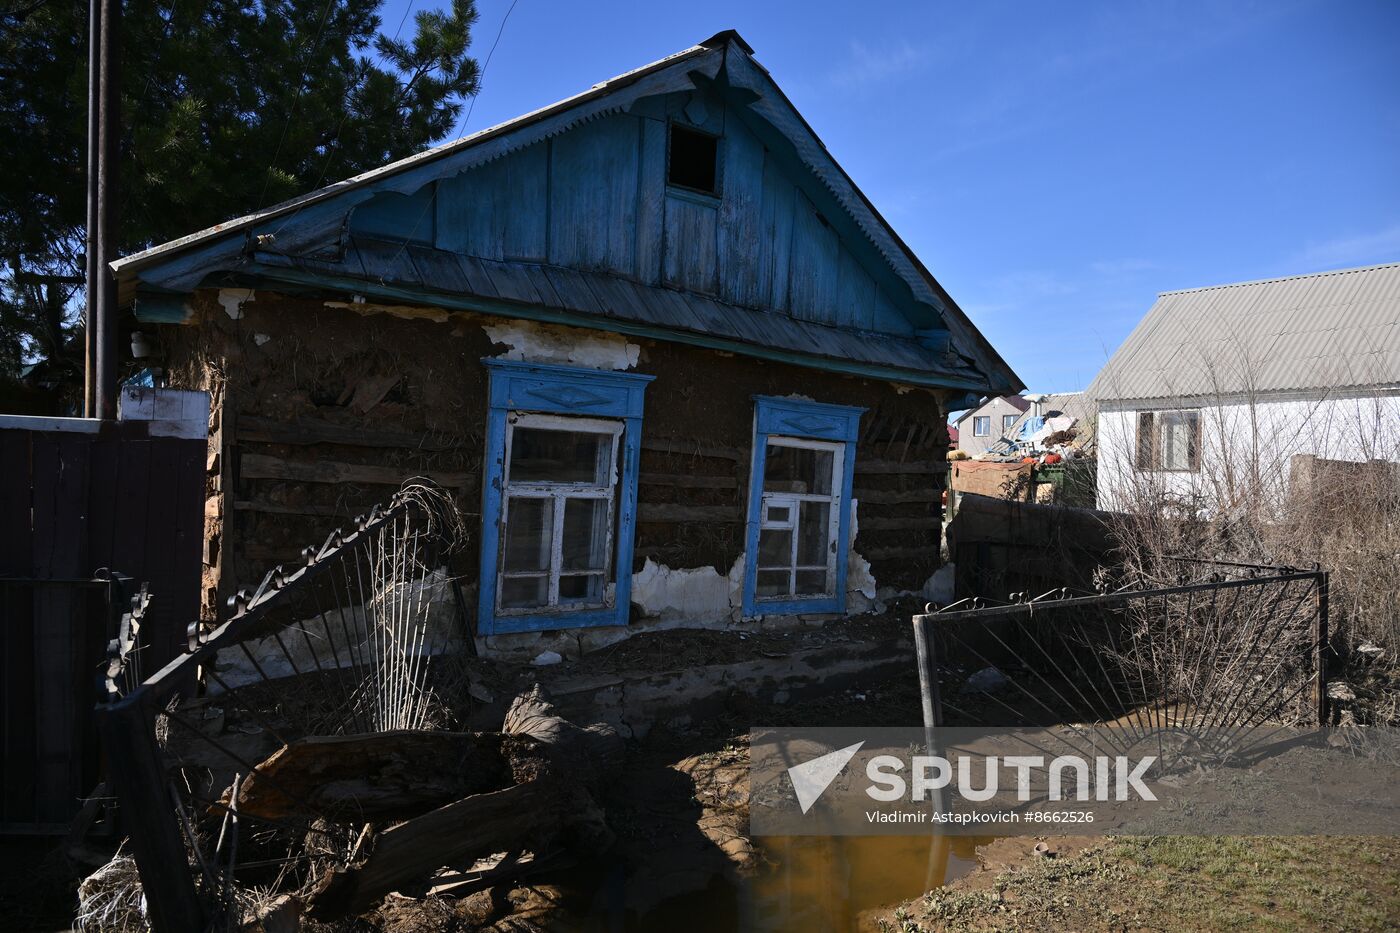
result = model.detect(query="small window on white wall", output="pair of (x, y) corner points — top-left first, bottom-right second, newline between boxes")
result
(973, 416), (991, 436)
(1003, 414), (1018, 435)
(1135, 409), (1201, 472)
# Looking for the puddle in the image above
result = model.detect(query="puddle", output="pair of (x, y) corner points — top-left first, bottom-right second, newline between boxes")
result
(740, 835), (989, 931)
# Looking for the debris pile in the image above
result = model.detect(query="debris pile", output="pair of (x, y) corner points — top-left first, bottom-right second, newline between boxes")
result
(105, 684), (623, 930)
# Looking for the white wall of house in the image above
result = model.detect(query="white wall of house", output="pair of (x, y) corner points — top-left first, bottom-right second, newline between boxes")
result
(1096, 390), (1400, 511)
(954, 396), (1027, 455)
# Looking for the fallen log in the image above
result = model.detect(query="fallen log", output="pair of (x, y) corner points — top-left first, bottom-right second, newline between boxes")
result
(232, 685), (621, 921)
(305, 776), (615, 919)
(225, 730), (514, 822)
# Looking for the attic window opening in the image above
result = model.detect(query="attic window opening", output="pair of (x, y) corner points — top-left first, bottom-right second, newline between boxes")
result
(667, 124), (719, 195)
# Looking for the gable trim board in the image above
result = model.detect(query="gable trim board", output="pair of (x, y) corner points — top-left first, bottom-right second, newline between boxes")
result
(113, 31), (1020, 398)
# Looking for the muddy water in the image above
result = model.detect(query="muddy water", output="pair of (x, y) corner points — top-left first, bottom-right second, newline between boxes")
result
(739, 835), (990, 931)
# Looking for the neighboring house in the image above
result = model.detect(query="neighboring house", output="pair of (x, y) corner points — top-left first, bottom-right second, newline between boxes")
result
(1088, 262), (1400, 511)
(112, 32), (1021, 648)
(952, 395), (1029, 455)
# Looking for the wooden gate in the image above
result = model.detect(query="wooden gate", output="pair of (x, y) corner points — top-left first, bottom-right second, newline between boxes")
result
(0, 403), (206, 832)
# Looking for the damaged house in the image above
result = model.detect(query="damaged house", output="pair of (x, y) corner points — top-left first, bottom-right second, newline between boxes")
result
(112, 31), (1020, 651)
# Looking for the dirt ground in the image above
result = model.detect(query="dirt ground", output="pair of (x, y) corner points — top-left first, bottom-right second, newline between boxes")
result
(10, 650), (1400, 932)
(319, 672), (1400, 932)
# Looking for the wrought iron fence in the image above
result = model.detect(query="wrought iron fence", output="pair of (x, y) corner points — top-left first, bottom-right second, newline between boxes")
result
(97, 483), (467, 932)
(912, 556), (1330, 735)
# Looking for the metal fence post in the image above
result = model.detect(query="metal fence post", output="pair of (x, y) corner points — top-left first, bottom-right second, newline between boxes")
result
(96, 690), (205, 932)
(1315, 570), (1329, 726)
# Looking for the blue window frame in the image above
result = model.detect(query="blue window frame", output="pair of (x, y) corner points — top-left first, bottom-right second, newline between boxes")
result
(743, 396), (864, 617)
(477, 359), (653, 635)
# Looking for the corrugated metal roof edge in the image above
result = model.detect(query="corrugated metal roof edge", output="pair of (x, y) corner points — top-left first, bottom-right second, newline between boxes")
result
(1156, 260), (1400, 297)
(237, 260), (993, 393)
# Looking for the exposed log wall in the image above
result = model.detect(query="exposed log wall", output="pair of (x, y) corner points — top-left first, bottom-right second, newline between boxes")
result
(161, 289), (952, 626)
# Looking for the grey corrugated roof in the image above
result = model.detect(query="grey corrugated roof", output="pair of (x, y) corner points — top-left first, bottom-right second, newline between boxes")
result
(1087, 262), (1400, 402)
(252, 239), (990, 388)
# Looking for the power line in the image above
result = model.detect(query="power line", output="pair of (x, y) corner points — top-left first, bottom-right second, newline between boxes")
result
(380, 0), (521, 277)
(268, 0), (420, 238)
(255, 0), (340, 212)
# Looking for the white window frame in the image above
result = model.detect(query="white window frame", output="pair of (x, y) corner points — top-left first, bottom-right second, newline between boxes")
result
(497, 412), (624, 615)
(1003, 414), (1019, 435)
(755, 436), (845, 601)
(973, 416), (991, 437)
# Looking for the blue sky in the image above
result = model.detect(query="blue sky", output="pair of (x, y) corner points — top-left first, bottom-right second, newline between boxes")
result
(383, 0), (1400, 395)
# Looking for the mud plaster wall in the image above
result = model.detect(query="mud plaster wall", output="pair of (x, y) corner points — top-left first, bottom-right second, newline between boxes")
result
(160, 288), (951, 631)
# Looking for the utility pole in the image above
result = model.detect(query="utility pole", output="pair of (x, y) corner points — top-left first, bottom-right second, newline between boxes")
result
(83, 0), (100, 416)
(89, 0), (121, 419)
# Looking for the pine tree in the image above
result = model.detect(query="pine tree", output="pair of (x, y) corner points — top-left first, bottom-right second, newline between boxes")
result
(0, 0), (480, 400)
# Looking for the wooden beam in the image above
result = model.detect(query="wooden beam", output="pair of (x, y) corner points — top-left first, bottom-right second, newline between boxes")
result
(862, 545), (938, 562)
(637, 472), (737, 489)
(637, 503), (742, 524)
(238, 415), (464, 451)
(860, 516), (942, 531)
(233, 499), (354, 518)
(641, 437), (745, 462)
(308, 780), (562, 919)
(856, 460), (949, 475)
(852, 488), (940, 504)
(239, 453), (472, 488)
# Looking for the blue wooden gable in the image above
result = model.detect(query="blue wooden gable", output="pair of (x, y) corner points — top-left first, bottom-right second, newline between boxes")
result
(350, 87), (920, 338)
(115, 32), (1021, 397)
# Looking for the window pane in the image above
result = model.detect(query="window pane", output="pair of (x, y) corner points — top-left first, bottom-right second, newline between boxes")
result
(796, 500), (832, 566)
(758, 527), (793, 569)
(1159, 414), (1193, 471)
(503, 497), (552, 572)
(795, 569), (828, 596)
(562, 497), (609, 572)
(756, 569), (790, 598)
(509, 426), (614, 484)
(1003, 414), (1018, 433)
(974, 417), (990, 436)
(764, 444), (834, 495)
(500, 576), (548, 610)
(559, 574), (605, 605)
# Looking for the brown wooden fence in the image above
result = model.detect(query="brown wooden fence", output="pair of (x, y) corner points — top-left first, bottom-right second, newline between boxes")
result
(0, 413), (205, 832)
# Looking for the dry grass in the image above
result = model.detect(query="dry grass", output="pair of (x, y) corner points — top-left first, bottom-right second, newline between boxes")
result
(75, 852), (145, 933)
(1097, 383), (1400, 723)
(873, 835), (1400, 932)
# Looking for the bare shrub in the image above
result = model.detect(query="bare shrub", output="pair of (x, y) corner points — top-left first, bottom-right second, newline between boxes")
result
(1098, 358), (1400, 662)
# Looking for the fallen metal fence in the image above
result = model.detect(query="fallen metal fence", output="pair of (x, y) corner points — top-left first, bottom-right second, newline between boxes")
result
(97, 484), (466, 932)
(912, 556), (1330, 735)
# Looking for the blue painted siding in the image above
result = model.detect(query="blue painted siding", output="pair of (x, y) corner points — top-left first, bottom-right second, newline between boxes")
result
(348, 86), (929, 339)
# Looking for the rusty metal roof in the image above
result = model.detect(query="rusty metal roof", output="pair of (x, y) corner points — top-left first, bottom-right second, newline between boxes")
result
(1087, 262), (1400, 402)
